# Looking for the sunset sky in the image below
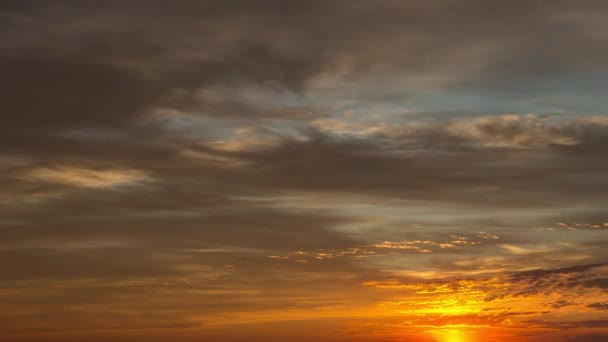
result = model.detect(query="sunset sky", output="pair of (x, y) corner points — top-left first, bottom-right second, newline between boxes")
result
(3, 1), (608, 341)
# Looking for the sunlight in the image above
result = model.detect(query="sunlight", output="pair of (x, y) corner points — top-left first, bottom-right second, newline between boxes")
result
(431, 328), (474, 342)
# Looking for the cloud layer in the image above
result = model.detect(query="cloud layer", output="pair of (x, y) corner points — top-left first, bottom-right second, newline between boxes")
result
(2, 1), (608, 341)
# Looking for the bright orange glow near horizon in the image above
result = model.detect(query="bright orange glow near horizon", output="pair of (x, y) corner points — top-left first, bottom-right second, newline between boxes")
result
(430, 328), (476, 342)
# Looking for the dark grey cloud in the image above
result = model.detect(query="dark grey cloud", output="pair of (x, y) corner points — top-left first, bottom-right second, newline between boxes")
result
(0, 53), (161, 130)
(582, 278), (608, 291)
(217, 120), (608, 208)
(510, 263), (606, 281)
(0, 247), (185, 281)
(0, 208), (359, 282)
(3, 0), (608, 133)
(587, 302), (608, 310)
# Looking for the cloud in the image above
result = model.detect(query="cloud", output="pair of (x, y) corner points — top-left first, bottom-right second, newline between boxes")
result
(510, 263), (606, 281)
(2, 1), (608, 341)
(582, 278), (608, 291)
(26, 166), (148, 188)
(449, 114), (579, 147)
(524, 319), (608, 329)
(587, 302), (608, 310)
(215, 117), (608, 208)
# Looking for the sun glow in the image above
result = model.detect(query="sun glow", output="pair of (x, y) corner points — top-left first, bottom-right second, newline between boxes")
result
(431, 328), (475, 342)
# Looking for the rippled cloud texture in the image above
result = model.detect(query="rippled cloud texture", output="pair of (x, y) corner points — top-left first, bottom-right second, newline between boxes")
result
(2, 1), (608, 341)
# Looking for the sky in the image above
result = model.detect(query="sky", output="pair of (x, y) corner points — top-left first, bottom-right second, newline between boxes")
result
(2, 1), (608, 341)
